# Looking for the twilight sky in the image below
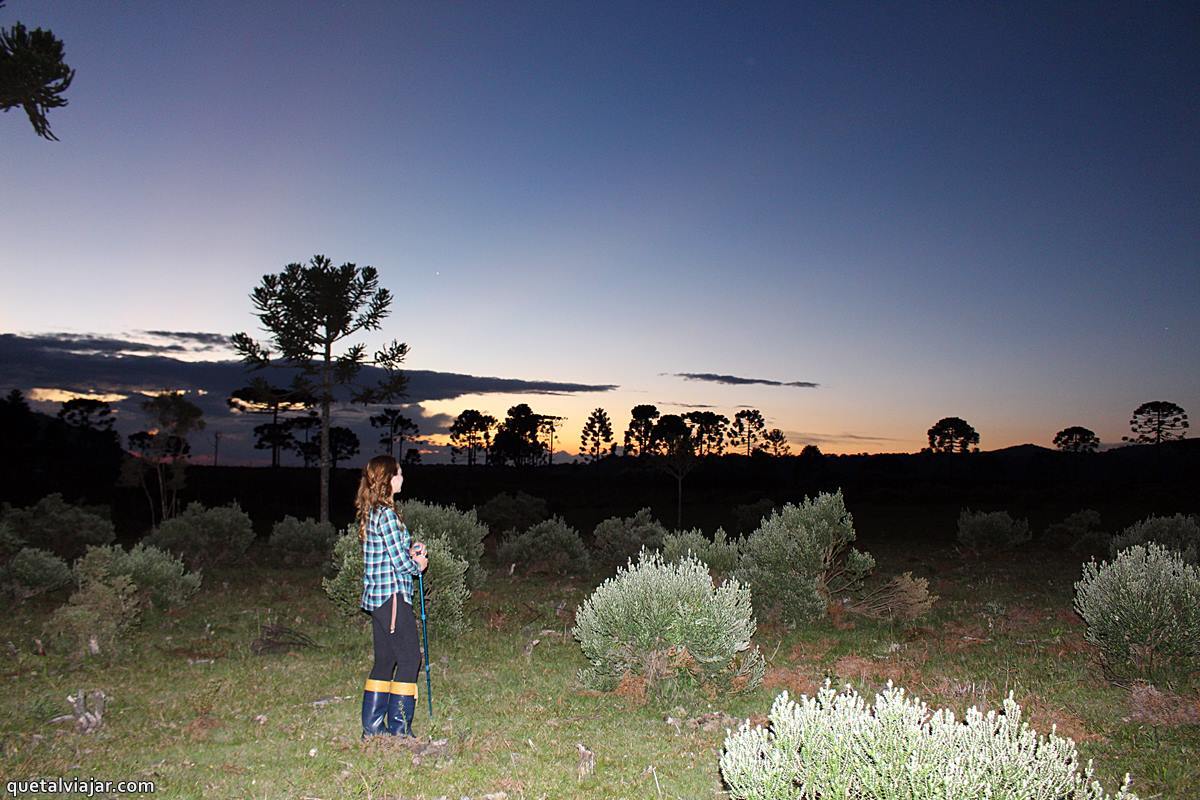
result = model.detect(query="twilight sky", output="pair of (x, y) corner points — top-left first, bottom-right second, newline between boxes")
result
(2, 1), (1197, 464)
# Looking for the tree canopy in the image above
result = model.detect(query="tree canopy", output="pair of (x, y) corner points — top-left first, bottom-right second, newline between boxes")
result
(232, 254), (409, 521)
(0, 5), (75, 140)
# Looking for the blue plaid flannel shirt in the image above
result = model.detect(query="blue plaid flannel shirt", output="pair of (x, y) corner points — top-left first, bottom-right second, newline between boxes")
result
(360, 504), (421, 611)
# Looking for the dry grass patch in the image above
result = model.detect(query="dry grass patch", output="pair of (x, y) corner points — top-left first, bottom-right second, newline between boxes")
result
(614, 671), (648, 705)
(1128, 683), (1200, 727)
(762, 667), (819, 698)
(1021, 694), (1105, 743)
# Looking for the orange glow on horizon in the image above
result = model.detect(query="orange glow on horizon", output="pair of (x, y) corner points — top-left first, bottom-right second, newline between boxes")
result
(28, 387), (128, 404)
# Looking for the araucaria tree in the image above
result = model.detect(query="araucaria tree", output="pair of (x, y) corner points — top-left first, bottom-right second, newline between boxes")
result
(1122, 401), (1189, 445)
(57, 398), (114, 431)
(489, 404), (545, 466)
(538, 414), (566, 464)
(227, 378), (313, 467)
(684, 410), (729, 456)
(927, 416), (979, 453)
(120, 392), (205, 525)
(232, 255), (409, 522)
(448, 409), (497, 465)
(0, 4), (75, 141)
(729, 409), (767, 456)
(652, 414), (697, 528)
(370, 408), (419, 459)
(579, 408), (614, 463)
(328, 426), (360, 470)
(762, 428), (791, 456)
(1053, 425), (1100, 453)
(623, 404), (660, 456)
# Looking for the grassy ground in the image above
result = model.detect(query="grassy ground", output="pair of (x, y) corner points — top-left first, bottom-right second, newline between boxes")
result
(1, 537), (1197, 799)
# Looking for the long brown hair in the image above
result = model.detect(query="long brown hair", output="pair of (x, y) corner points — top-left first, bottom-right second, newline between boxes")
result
(356, 455), (400, 542)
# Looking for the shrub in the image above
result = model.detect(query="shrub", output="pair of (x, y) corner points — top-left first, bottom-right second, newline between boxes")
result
(269, 516), (337, 567)
(1044, 509), (1108, 555)
(720, 681), (1137, 800)
(0, 520), (24, 563)
(1, 493), (114, 561)
(418, 534), (470, 637)
(731, 498), (776, 535)
(956, 508), (1031, 553)
(146, 502), (254, 568)
(1, 547), (72, 601)
(574, 549), (764, 695)
(399, 500), (488, 586)
(497, 517), (589, 575)
(736, 490), (874, 626)
(73, 543), (200, 609)
(47, 575), (141, 662)
(1074, 543), (1200, 688)
(476, 491), (548, 537)
(662, 527), (740, 578)
(1109, 513), (1199, 564)
(322, 528), (363, 619)
(322, 528), (469, 636)
(591, 508), (667, 570)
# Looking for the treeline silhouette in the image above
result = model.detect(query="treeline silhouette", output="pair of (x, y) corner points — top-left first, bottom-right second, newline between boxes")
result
(1, 388), (1195, 543)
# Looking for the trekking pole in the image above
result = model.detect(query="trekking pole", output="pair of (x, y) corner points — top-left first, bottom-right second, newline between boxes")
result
(417, 570), (433, 717)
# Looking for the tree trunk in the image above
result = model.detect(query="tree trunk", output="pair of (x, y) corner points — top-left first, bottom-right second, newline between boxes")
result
(319, 343), (332, 523)
(270, 404), (280, 468)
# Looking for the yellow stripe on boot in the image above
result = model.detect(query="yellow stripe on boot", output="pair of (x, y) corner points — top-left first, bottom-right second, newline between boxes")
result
(364, 679), (392, 693)
(390, 681), (418, 699)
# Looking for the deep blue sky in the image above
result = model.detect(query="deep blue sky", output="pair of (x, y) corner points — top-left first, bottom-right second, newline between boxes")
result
(2, 1), (1197, 461)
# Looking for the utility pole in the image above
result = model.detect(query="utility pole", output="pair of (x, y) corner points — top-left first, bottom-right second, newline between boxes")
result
(213, 432), (222, 467)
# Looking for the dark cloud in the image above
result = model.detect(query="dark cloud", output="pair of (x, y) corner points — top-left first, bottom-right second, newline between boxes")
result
(672, 372), (819, 388)
(17, 332), (193, 355)
(657, 402), (716, 408)
(1, 333), (617, 465)
(784, 430), (903, 446)
(140, 330), (233, 350)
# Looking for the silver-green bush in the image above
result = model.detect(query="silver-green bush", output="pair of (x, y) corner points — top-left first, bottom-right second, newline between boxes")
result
(47, 574), (141, 662)
(269, 516), (337, 567)
(1, 547), (72, 601)
(731, 498), (777, 535)
(1044, 509), (1108, 555)
(0, 520), (24, 562)
(736, 490), (874, 626)
(418, 534), (470, 637)
(591, 508), (667, 569)
(720, 681), (1136, 800)
(322, 528), (468, 635)
(1074, 543), (1200, 688)
(146, 501), (254, 568)
(73, 543), (201, 609)
(1, 494), (115, 561)
(476, 491), (548, 537)
(497, 517), (590, 575)
(662, 527), (740, 578)
(322, 527), (363, 619)
(956, 508), (1032, 553)
(574, 549), (763, 695)
(1109, 513), (1198, 564)
(399, 500), (488, 586)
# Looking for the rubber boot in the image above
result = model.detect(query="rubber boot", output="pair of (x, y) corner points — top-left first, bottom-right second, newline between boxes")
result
(387, 681), (417, 736)
(361, 679), (391, 737)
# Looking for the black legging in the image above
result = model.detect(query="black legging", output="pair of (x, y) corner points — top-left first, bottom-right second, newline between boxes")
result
(368, 594), (422, 683)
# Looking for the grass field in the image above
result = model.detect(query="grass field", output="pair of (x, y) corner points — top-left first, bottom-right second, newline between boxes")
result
(1, 533), (1197, 799)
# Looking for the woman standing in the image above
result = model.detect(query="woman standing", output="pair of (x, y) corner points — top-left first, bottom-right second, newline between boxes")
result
(356, 455), (428, 737)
